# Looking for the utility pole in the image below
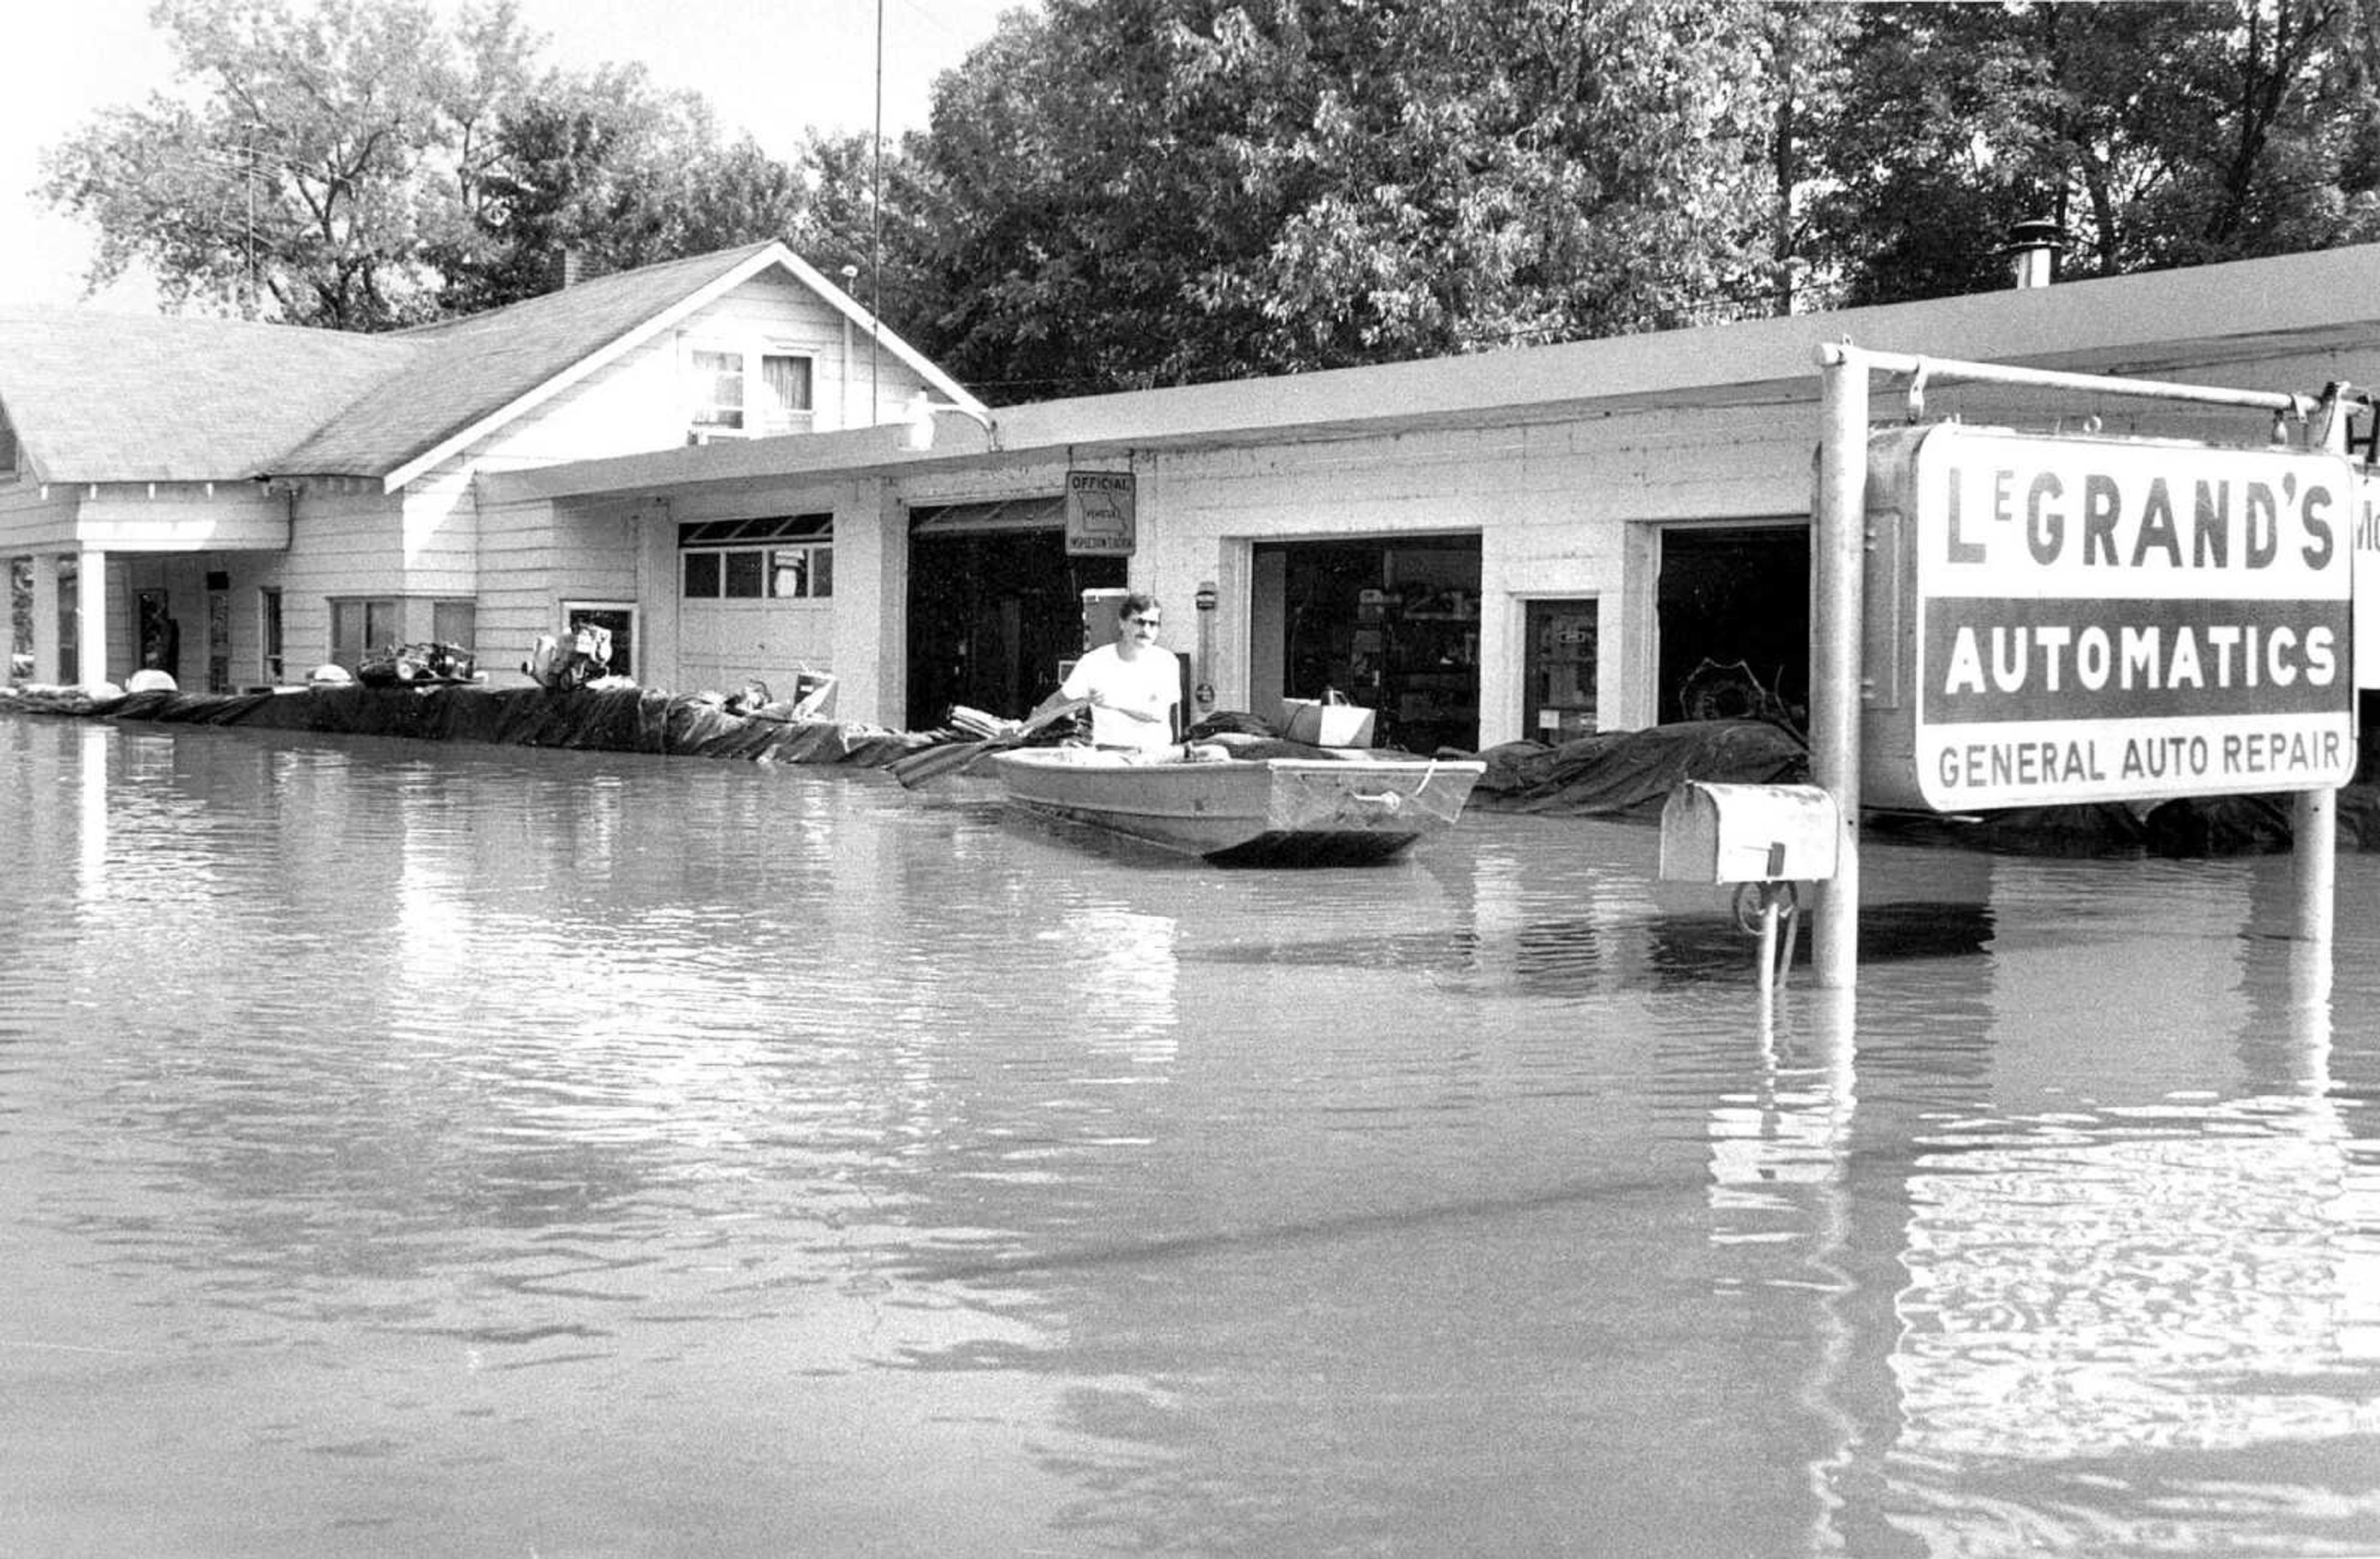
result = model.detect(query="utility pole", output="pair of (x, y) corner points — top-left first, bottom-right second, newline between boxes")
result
(242, 120), (264, 320)
(870, 0), (884, 424)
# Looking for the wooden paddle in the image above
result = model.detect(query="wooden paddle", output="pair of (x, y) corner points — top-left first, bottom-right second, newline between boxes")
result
(888, 696), (1090, 788)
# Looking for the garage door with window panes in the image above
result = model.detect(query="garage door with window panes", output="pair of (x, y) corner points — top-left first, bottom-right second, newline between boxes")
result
(678, 514), (834, 692)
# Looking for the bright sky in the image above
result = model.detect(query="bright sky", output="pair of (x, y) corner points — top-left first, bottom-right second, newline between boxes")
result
(0, 0), (1020, 311)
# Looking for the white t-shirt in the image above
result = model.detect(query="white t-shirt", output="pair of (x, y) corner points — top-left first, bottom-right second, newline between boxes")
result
(1060, 643), (1181, 751)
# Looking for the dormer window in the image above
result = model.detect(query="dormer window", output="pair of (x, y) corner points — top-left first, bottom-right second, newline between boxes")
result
(687, 344), (815, 441)
(0, 407), (17, 477)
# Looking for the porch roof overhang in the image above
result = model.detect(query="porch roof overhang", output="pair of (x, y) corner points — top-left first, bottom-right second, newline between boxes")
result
(1, 479), (294, 554)
(480, 242), (2380, 511)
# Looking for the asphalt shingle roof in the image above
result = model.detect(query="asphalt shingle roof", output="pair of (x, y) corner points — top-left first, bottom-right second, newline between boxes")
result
(0, 311), (409, 484)
(0, 242), (783, 485)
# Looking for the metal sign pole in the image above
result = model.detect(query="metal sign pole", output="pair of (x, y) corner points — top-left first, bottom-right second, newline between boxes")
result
(2294, 788), (2337, 945)
(2294, 385), (2353, 948)
(1811, 346), (1869, 990)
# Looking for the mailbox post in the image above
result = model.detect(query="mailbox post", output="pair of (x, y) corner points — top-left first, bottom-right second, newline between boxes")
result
(1660, 781), (1842, 999)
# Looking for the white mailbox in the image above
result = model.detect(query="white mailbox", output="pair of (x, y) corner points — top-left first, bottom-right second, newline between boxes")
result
(1658, 782), (1840, 885)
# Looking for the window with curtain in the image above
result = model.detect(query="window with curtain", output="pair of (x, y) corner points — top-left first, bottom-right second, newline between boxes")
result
(758, 354), (814, 434)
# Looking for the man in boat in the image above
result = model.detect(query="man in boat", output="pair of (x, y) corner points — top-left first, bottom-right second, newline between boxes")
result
(1029, 591), (1222, 761)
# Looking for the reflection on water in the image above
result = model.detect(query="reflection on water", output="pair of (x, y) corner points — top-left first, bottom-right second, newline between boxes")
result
(2, 715), (2377, 1557)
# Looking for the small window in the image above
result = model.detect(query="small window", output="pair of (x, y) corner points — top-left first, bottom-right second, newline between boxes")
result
(757, 354), (814, 433)
(677, 514), (832, 547)
(10, 557), (32, 678)
(330, 598), (399, 669)
(689, 348), (745, 430)
(259, 588), (284, 684)
(0, 412), (17, 477)
(563, 603), (635, 679)
(770, 545), (832, 599)
(681, 515), (832, 599)
(431, 599), (475, 651)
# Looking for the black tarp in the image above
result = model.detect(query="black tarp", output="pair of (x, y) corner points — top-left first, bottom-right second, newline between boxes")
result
(1470, 720), (1810, 817)
(28, 684), (926, 769)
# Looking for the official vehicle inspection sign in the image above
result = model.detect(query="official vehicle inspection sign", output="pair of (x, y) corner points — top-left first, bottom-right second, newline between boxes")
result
(1064, 469), (1137, 556)
(1860, 425), (2356, 812)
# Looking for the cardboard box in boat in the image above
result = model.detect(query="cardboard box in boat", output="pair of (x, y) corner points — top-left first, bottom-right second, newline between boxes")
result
(1281, 695), (1376, 748)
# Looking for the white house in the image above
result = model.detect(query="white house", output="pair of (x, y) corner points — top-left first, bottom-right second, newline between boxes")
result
(0, 242), (981, 696)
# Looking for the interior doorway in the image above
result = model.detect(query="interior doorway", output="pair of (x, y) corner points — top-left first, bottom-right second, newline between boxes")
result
(1255, 535), (1482, 753)
(907, 515), (1127, 727)
(1655, 524), (1809, 730)
(1522, 599), (1599, 742)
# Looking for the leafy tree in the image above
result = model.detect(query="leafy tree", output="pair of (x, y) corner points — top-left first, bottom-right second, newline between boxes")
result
(905, 0), (1802, 399)
(39, 0), (831, 327)
(433, 66), (868, 316)
(431, 64), (717, 312)
(788, 129), (937, 322)
(40, 0), (542, 329)
(1805, 1), (2380, 307)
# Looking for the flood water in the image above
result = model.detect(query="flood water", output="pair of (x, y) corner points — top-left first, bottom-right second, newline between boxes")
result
(2, 712), (2376, 1558)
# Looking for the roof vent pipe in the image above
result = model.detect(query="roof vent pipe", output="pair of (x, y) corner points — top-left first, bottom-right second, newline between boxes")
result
(2004, 219), (2061, 289)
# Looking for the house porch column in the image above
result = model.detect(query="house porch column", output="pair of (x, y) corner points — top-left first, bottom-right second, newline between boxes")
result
(80, 547), (110, 687)
(30, 554), (61, 684)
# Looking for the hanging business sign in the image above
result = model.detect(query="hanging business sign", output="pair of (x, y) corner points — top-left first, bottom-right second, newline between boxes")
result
(1861, 424), (2356, 811)
(1064, 469), (1136, 556)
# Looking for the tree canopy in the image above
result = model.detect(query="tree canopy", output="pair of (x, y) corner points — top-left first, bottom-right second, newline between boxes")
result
(36, 0), (2380, 387)
(909, 0), (1797, 397)
(909, 0), (2380, 399)
(1803, 1), (2380, 306)
(42, 0), (544, 329)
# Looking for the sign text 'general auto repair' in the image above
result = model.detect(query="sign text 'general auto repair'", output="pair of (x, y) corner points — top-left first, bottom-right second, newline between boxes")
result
(1884, 426), (2355, 811)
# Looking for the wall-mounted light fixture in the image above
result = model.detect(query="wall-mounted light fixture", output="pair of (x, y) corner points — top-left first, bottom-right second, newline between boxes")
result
(1194, 580), (1219, 711)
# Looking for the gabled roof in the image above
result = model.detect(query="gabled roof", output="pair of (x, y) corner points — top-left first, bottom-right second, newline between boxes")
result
(0, 242), (984, 490)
